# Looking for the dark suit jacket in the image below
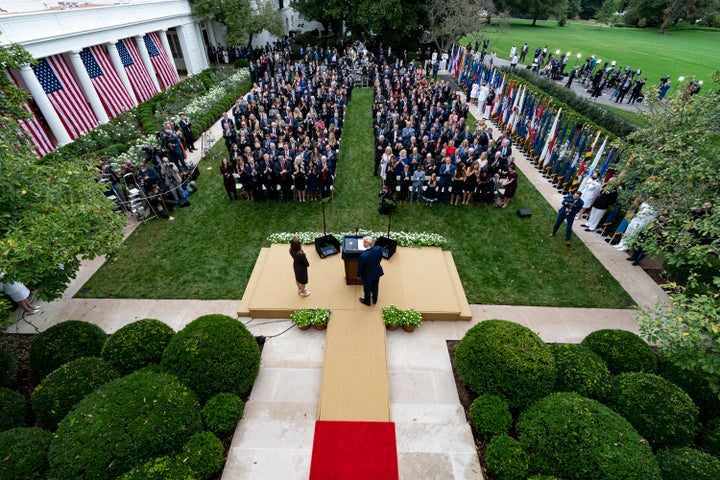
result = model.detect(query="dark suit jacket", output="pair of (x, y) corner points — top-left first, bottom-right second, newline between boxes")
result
(357, 246), (384, 282)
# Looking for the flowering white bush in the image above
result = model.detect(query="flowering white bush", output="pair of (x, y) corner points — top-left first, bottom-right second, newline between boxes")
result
(181, 69), (250, 120)
(267, 231), (447, 247)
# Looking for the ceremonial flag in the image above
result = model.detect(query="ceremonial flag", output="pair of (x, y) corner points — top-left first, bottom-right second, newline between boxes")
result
(540, 108), (562, 165)
(80, 45), (134, 118)
(7, 70), (54, 156)
(31, 55), (98, 139)
(144, 32), (179, 89)
(600, 148), (618, 176)
(116, 38), (158, 103)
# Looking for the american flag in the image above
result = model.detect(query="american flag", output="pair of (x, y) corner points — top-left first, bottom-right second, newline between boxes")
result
(7, 69), (55, 156)
(80, 45), (134, 118)
(31, 55), (98, 139)
(116, 38), (158, 102)
(144, 32), (179, 89)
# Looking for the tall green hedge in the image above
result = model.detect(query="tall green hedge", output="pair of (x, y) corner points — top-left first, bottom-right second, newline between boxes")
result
(48, 371), (202, 480)
(516, 392), (661, 480)
(161, 314), (260, 403)
(455, 320), (556, 411)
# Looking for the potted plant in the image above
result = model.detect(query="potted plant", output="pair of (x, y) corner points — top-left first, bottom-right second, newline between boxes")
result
(401, 308), (423, 332)
(291, 308), (330, 331)
(382, 305), (403, 331)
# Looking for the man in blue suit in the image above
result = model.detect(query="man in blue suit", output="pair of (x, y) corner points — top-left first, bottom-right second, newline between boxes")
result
(357, 236), (384, 306)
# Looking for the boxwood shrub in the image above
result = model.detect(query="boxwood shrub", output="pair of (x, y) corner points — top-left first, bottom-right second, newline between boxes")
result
(120, 456), (197, 480)
(178, 431), (225, 479)
(202, 392), (245, 437)
(656, 447), (720, 480)
(454, 320), (556, 410)
(549, 343), (612, 400)
(528, 477), (564, 480)
(48, 371), (202, 480)
(516, 392), (661, 480)
(581, 329), (657, 375)
(29, 320), (106, 379)
(698, 417), (720, 457)
(0, 346), (16, 387)
(161, 314), (260, 403)
(469, 394), (512, 440)
(485, 434), (529, 480)
(0, 387), (26, 431)
(607, 372), (700, 449)
(101, 319), (175, 375)
(0, 427), (52, 480)
(31, 357), (118, 430)
(658, 358), (720, 423)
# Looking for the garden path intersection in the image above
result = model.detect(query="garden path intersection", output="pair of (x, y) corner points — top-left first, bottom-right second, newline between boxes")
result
(6, 77), (667, 480)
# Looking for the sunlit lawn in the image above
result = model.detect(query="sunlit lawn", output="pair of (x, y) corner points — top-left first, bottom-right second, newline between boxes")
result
(78, 89), (633, 308)
(463, 20), (718, 97)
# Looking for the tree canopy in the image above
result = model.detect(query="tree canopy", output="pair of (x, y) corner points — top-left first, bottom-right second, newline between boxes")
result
(423, 0), (494, 52)
(0, 41), (125, 321)
(189, 0), (285, 47)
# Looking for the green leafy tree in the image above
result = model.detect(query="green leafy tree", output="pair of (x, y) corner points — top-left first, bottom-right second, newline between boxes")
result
(595, 0), (620, 27)
(0, 41), (125, 321)
(504, 0), (569, 26)
(292, 0), (347, 38)
(423, 0), (494, 51)
(189, 0), (285, 47)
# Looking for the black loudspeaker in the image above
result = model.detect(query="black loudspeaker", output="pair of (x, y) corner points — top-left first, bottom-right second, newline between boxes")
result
(516, 208), (532, 218)
(375, 236), (397, 259)
(314, 234), (341, 258)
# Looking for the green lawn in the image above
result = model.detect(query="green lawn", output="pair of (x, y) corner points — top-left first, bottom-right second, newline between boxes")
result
(464, 20), (719, 97)
(78, 88), (632, 308)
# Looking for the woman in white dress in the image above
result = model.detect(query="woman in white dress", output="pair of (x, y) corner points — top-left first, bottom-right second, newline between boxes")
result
(1, 274), (39, 315)
(470, 82), (480, 105)
(477, 82), (490, 118)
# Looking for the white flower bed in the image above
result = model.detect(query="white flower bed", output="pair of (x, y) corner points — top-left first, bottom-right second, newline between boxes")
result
(267, 231), (447, 247)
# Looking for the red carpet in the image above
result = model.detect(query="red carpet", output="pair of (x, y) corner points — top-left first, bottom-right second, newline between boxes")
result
(309, 420), (399, 480)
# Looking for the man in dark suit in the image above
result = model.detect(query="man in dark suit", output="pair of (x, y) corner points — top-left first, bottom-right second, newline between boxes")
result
(357, 236), (384, 306)
(550, 191), (585, 246)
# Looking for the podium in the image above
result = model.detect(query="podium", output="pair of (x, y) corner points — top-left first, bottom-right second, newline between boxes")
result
(341, 235), (365, 285)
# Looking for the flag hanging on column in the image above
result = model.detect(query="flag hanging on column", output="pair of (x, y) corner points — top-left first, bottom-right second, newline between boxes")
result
(80, 45), (134, 118)
(31, 55), (98, 139)
(7, 69), (55, 156)
(116, 38), (158, 103)
(144, 32), (179, 89)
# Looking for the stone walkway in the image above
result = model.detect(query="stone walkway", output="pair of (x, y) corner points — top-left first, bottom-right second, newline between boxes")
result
(5, 77), (668, 480)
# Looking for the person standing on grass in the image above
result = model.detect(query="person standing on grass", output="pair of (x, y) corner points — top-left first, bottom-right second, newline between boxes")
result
(357, 236), (384, 306)
(290, 237), (311, 297)
(550, 191), (585, 246)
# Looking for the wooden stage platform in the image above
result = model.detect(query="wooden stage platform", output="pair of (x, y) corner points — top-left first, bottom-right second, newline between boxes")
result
(237, 244), (472, 321)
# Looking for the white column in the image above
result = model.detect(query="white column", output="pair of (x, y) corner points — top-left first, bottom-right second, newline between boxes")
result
(18, 64), (72, 146)
(68, 50), (109, 124)
(206, 21), (218, 48)
(176, 22), (207, 75)
(158, 29), (179, 72)
(134, 35), (161, 91)
(106, 41), (138, 106)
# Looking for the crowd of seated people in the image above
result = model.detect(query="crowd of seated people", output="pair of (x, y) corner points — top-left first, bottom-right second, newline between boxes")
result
(371, 60), (515, 206)
(218, 42), (368, 202)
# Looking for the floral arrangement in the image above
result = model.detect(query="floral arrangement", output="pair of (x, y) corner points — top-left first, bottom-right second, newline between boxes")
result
(267, 231), (447, 248)
(382, 305), (423, 328)
(291, 308), (331, 328)
(180, 69), (250, 121)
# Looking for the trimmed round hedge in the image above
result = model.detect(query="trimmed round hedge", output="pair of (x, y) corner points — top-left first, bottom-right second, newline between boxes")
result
(31, 356), (118, 430)
(102, 319), (175, 375)
(179, 431), (225, 479)
(120, 456), (197, 480)
(202, 392), (245, 437)
(699, 417), (720, 457)
(0, 346), (17, 387)
(607, 372), (699, 449)
(0, 427), (52, 480)
(549, 343), (611, 400)
(516, 392), (661, 480)
(48, 370), (202, 480)
(454, 320), (556, 410)
(485, 434), (529, 480)
(580, 329), (657, 375)
(656, 447), (720, 480)
(658, 358), (720, 423)
(29, 320), (106, 379)
(0, 387), (26, 431)
(161, 314), (260, 403)
(469, 394), (512, 440)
